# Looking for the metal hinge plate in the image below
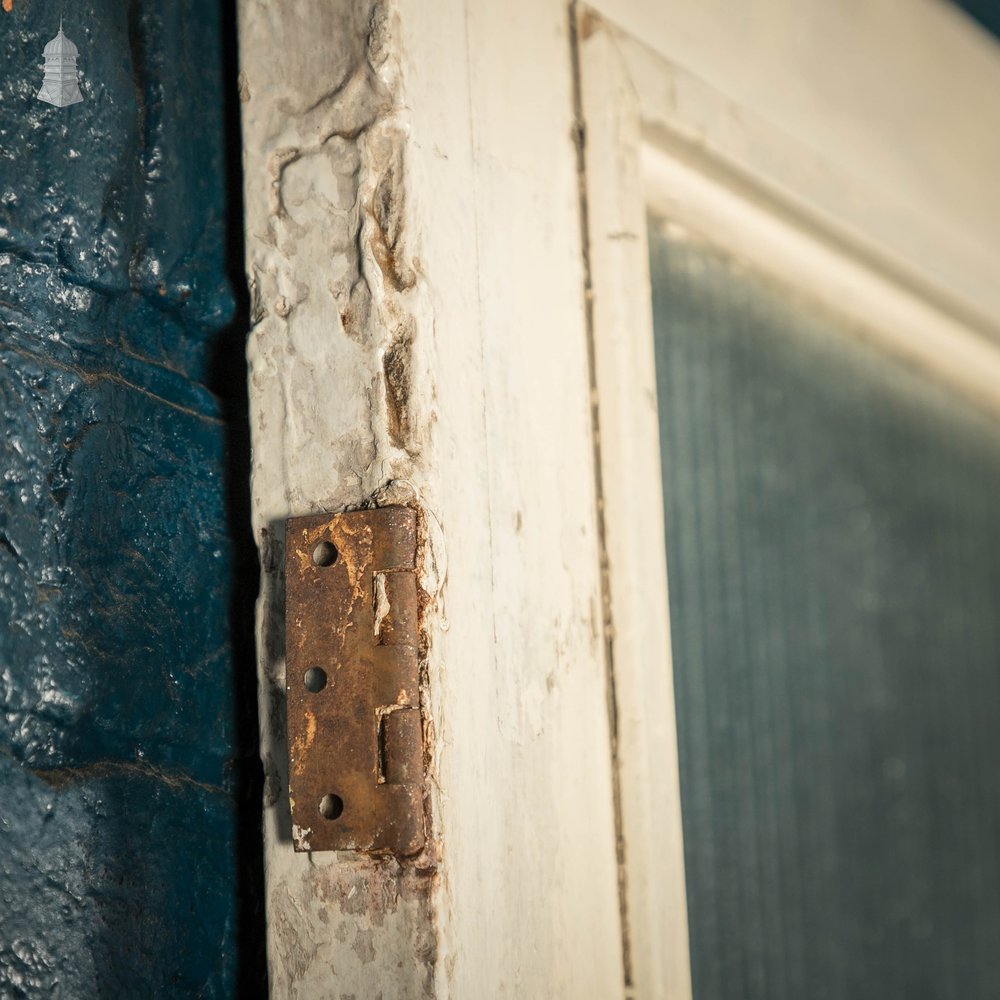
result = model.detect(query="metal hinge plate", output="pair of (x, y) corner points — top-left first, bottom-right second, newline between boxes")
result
(285, 505), (424, 855)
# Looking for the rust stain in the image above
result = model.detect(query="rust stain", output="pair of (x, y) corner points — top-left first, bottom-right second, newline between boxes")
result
(285, 506), (425, 855)
(289, 708), (316, 777)
(368, 143), (416, 293)
(383, 320), (416, 451)
(304, 710), (317, 750)
(578, 8), (604, 40)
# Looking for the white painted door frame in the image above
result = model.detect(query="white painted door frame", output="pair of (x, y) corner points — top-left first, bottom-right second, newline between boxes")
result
(238, 1), (621, 996)
(237, 0), (1000, 996)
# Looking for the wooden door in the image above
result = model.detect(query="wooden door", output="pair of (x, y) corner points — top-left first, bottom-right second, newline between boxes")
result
(236, 1), (1000, 996)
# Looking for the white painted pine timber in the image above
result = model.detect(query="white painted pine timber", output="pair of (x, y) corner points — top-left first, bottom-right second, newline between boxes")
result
(239, 3), (439, 996)
(640, 141), (1000, 417)
(581, 6), (1000, 418)
(585, 0), (1000, 336)
(239, 0), (626, 996)
(578, 4), (1000, 996)
(579, 20), (693, 1000)
(399, 0), (626, 993)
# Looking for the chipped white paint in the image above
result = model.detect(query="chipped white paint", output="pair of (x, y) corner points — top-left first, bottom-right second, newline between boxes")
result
(290, 824), (313, 854)
(239, 2), (440, 996)
(239, 0), (624, 996)
(372, 572), (390, 642)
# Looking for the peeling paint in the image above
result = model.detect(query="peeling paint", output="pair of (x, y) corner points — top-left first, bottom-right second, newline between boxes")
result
(240, 0), (442, 995)
(369, 136), (417, 293)
(373, 571), (391, 639)
(383, 319), (417, 452)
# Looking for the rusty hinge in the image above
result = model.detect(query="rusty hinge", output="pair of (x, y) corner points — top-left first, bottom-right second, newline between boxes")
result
(285, 505), (424, 855)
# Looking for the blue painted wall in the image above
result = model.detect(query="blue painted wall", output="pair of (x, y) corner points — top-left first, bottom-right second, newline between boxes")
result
(952, 0), (1000, 40)
(0, 3), (262, 996)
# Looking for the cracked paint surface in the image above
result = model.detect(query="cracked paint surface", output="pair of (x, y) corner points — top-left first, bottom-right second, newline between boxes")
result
(0, 2), (255, 997)
(240, 0), (440, 994)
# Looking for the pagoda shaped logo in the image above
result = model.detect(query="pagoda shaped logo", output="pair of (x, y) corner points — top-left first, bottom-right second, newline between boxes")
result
(37, 20), (84, 108)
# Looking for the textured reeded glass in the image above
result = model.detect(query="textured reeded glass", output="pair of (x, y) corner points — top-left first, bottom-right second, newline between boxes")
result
(649, 219), (1000, 1000)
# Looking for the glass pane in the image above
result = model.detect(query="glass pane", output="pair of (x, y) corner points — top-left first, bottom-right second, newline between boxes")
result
(649, 218), (1000, 1000)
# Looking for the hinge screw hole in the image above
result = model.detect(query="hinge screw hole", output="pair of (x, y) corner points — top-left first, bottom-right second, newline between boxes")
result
(312, 541), (339, 567)
(319, 794), (344, 820)
(304, 667), (327, 693)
